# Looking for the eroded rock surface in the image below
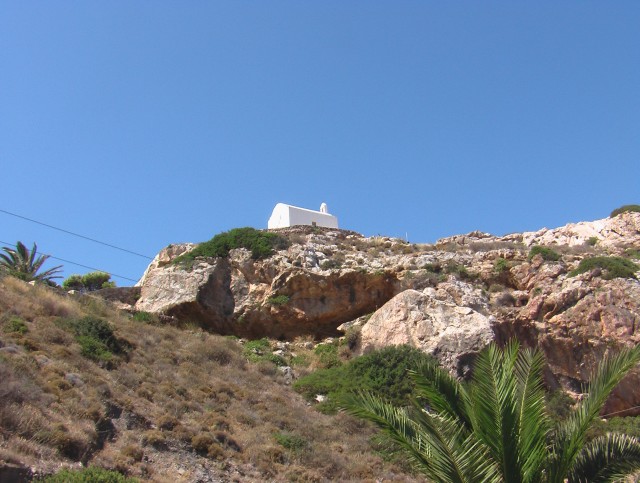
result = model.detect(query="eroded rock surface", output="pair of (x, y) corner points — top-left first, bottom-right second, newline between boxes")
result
(135, 214), (640, 412)
(358, 289), (494, 377)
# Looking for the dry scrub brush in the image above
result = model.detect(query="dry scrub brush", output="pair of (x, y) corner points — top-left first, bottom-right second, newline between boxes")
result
(0, 277), (420, 482)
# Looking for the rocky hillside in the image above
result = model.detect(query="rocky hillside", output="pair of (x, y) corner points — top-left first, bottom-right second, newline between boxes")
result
(135, 212), (640, 415)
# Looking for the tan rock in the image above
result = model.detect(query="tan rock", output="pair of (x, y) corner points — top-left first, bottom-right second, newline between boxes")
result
(358, 289), (494, 376)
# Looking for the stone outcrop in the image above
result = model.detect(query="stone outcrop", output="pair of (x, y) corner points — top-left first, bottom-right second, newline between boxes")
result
(134, 214), (640, 413)
(135, 231), (401, 338)
(358, 289), (494, 377)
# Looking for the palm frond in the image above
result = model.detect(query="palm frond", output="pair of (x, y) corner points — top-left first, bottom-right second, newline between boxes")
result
(410, 358), (472, 430)
(468, 340), (524, 482)
(341, 391), (498, 483)
(569, 433), (640, 482)
(514, 346), (550, 482)
(550, 344), (640, 482)
(0, 241), (63, 282)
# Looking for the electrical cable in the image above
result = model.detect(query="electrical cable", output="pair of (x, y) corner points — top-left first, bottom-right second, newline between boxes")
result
(0, 208), (153, 259)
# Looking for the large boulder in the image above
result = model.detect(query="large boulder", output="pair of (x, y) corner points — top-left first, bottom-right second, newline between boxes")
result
(358, 289), (494, 376)
(135, 243), (400, 339)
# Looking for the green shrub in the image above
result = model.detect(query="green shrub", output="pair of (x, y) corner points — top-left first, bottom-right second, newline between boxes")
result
(3, 316), (28, 334)
(569, 256), (638, 280)
(494, 257), (509, 273)
(274, 431), (308, 451)
(610, 204), (640, 218)
(39, 466), (138, 482)
(77, 335), (113, 362)
(588, 416), (640, 441)
(586, 236), (599, 246)
(624, 248), (640, 259)
(62, 271), (115, 292)
(314, 342), (341, 368)
(422, 262), (442, 273)
(528, 245), (561, 262)
(242, 338), (285, 365)
(294, 345), (435, 414)
(444, 261), (475, 280)
(266, 294), (290, 306)
(174, 227), (288, 264)
(61, 316), (123, 363)
(132, 311), (157, 323)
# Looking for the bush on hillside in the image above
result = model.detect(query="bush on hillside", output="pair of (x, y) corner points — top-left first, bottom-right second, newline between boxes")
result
(39, 466), (138, 482)
(293, 345), (435, 414)
(60, 316), (124, 363)
(528, 245), (561, 262)
(63, 271), (115, 292)
(174, 227), (289, 264)
(569, 256), (638, 280)
(610, 204), (640, 218)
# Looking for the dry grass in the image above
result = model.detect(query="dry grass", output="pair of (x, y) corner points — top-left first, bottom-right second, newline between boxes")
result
(0, 276), (422, 482)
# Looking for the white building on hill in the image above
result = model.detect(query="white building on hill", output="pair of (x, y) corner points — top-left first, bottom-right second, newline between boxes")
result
(268, 202), (339, 229)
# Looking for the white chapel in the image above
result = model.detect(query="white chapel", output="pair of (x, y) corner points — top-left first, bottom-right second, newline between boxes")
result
(268, 202), (339, 229)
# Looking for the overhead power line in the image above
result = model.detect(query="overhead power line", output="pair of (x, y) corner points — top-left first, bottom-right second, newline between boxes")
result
(0, 208), (153, 260)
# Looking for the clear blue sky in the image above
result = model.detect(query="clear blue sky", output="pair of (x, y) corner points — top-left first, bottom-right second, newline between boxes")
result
(1, 2), (639, 284)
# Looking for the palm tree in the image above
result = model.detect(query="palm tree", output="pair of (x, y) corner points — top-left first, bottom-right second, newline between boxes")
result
(0, 241), (63, 283)
(341, 341), (640, 482)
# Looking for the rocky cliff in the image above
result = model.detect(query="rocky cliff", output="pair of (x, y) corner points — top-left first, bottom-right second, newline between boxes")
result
(135, 213), (640, 413)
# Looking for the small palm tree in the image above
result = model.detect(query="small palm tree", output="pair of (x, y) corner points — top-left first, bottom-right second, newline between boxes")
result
(0, 241), (63, 283)
(342, 341), (640, 482)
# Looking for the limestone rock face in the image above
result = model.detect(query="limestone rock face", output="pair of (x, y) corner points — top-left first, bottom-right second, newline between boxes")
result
(135, 234), (400, 338)
(358, 289), (494, 376)
(518, 212), (640, 251)
(134, 215), (640, 413)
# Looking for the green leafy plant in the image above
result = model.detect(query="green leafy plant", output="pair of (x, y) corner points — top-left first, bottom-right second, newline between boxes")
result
(294, 345), (434, 414)
(63, 271), (115, 292)
(62, 316), (123, 363)
(274, 431), (308, 451)
(610, 204), (640, 217)
(3, 316), (28, 334)
(0, 241), (62, 283)
(242, 338), (284, 365)
(266, 294), (290, 306)
(586, 236), (599, 247)
(132, 311), (157, 323)
(444, 260), (476, 280)
(569, 256), (638, 280)
(624, 248), (640, 260)
(341, 340), (640, 483)
(494, 257), (509, 273)
(173, 227), (288, 264)
(528, 245), (562, 262)
(314, 342), (341, 369)
(39, 466), (138, 482)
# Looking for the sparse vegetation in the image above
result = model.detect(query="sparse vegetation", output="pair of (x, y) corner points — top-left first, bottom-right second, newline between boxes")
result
(528, 245), (561, 262)
(569, 256), (638, 280)
(173, 227), (288, 264)
(0, 277), (413, 481)
(610, 204), (640, 217)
